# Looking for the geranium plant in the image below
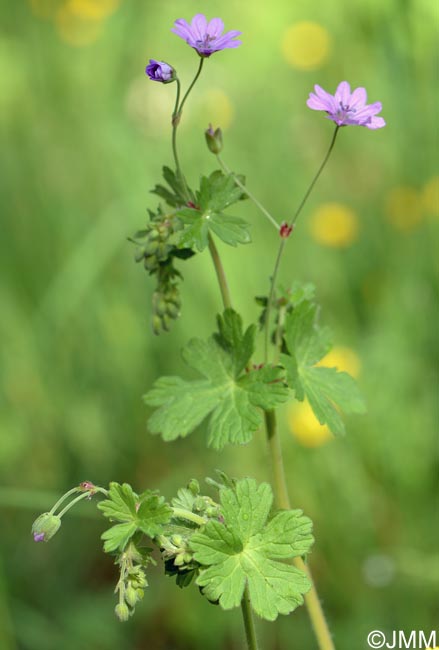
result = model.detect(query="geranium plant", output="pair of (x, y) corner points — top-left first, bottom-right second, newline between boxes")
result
(32, 13), (385, 650)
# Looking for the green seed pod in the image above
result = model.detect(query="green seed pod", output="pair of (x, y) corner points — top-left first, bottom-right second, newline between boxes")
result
(147, 228), (160, 241)
(143, 256), (158, 272)
(166, 302), (180, 319)
(155, 298), (168, 317)
(32, 513), (61, 542)
(143, 239), (159, 256)
(152, 315), (162, 335)
(125, 586), (139, 608)
(161, 314), (171, 332)
(115, 602), (130, 622)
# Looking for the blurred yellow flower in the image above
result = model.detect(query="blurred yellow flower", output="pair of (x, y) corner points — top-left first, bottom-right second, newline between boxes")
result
(310, 202), (359, 248)
(66, 0), (120, 20)
(422, 176), (439, 218)
(56, 3), (103, 46)
(287, 400), (333, 448)
(384, 186), (423, 232)
(317, 345), (361, 378)
(282, 22), (331, 71)
(198, 89), (234, 131)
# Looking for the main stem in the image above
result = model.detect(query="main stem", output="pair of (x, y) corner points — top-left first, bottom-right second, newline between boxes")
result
(264, 410), (335, 650)
(241, 585), (260, 650)
(208, 234), (232, 309)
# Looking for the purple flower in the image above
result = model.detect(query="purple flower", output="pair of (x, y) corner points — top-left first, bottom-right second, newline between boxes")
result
(307, 81), (386, 130)
(145, 59), (175, 83)
(172, 14), (242, 57)
(33, 532), (45, 542)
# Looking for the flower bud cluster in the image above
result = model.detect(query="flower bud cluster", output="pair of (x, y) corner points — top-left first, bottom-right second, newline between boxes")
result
(131, 211), (185, 335)
(152, 264), (182, 335)
(114, 543), (149, 622)
(133, 218), (179, 274)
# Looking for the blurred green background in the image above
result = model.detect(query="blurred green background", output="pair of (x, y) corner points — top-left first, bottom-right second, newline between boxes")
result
(1, 0), (438, 648)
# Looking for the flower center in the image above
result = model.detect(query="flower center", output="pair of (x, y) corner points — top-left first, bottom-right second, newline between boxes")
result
(335, 101), (356, 122)
(196, 34), (217, 51)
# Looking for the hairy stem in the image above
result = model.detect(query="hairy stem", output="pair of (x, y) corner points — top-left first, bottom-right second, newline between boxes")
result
(208, 234), (232, 310)
(171, 59), (205, 201)
(216, 154), (280, 230)
(171, 507), (206, 526)
(290, 125), (339, 227)
(264, 238), (286, 363)
(57, 491), (94, 518)
(264, 409), (335, 650)
(241, 584), (260, 650)
(49, 487), (79, 515)
(179, 58), (205, 115)
(264, 126), (340, 363)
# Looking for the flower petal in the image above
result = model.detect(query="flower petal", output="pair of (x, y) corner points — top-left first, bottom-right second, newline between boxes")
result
(307, 94), (331, 111)
(171, 19), (193, 41)
(366, 116), (386, 129)
(313, 85), (336, 112)
(207, 17), (224, 37)
(355, 101), (383, 119)
(349, 87), (367, 109)
(191, 13), (208, 40)
(213, 31), (242, 48)
(335, 81), (351, 106)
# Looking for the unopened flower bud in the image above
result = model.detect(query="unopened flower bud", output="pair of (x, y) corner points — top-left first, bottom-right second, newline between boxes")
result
(205, 124), (223, 154)
(145, 59), (176, 84)
(115, 602), (130, 622)
(187, 478), (200, 495)
(31, 513), (61, 542)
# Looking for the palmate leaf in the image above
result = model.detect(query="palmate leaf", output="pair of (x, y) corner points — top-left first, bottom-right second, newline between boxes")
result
(175, 171), (251, 251)
(190, 478), (314, 621)
(281, 299), (366, 435)
(144, 310), (289, 449)
(97, 483), (172, 553)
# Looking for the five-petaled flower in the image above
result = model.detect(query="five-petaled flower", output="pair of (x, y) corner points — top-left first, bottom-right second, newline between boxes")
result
(145, 59), (175, 83)
(172, 14), (242, 57)
(307, 81), (386, 130)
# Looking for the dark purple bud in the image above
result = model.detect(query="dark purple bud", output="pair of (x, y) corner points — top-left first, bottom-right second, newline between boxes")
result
(205, 124), (223, 154)
(145, 59), (176, 83)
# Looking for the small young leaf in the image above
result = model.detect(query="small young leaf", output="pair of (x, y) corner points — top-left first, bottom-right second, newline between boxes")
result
(98, 483), (172, 553)
(144, 310), (290, 449)
(190, 478), (314, 621)
(282, 299), (366, 435)
(151, 166), (192, 208)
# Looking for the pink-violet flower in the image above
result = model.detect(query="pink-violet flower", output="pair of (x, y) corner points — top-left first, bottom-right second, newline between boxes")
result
(307, 81), (386, 130)
(145, 59), (175, 83)
(172, 14), (242, 57)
